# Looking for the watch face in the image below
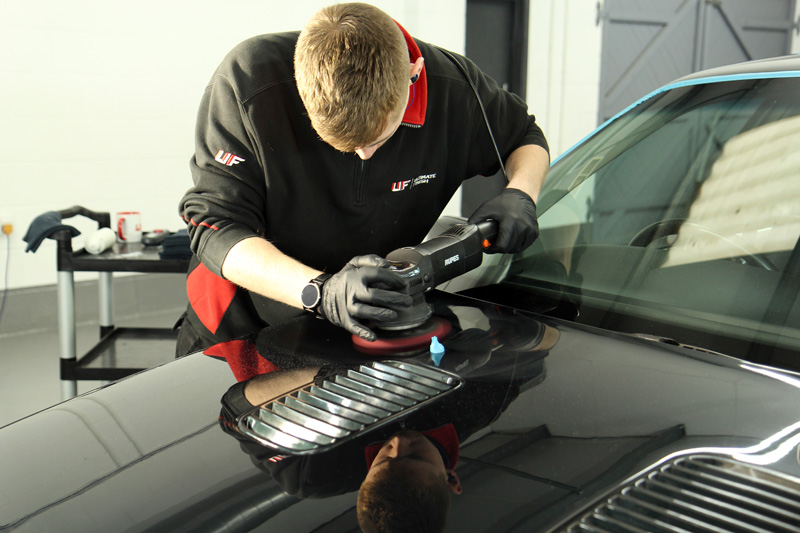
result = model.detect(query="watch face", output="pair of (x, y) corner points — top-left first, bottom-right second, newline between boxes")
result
(301, 283), (321, 309)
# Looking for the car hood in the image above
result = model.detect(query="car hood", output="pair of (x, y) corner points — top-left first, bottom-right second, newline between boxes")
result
(3, 290), (800, 531)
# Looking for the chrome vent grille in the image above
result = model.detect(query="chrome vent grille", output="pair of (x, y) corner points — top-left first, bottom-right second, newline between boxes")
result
(237, 360), (462, 455)
(564, 455), (800, 532)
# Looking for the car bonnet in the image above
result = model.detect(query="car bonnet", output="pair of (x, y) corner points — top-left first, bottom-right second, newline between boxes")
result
(2, 290), (800, 531)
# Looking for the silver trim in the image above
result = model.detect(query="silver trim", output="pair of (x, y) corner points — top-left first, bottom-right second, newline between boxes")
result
(563, 455), (800, 532)
(237, 360), (463, 455)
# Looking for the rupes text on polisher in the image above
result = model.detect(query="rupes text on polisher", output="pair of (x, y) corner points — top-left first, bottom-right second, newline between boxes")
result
(444, 254), (460, 266)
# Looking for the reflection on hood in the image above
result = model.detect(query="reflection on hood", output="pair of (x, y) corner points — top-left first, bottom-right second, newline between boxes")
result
(214, 302), (557, 500)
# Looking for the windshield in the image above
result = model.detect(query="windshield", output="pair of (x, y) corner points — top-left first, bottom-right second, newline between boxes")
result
(488, 77), (800, 370)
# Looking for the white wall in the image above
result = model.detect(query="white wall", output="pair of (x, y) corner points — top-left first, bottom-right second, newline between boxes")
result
(795, 0), (800, 53)
(0, 0), (601, 292)
(528, 0), (603, 160)
(0, 0), (466, 291)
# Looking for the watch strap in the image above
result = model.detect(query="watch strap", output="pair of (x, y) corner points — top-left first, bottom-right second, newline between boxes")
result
(301, 273), (332, 315)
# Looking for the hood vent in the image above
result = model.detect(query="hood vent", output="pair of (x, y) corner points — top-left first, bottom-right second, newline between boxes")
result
(564, 455), (800, 532)
(237, 360), (462, 455)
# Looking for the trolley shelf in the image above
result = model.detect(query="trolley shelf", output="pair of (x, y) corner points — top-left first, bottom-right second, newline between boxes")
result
(48, 206), (190, 399)
(61, 327), (180, 381)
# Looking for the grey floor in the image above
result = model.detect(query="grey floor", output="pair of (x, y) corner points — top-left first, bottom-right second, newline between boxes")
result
(0, 307), (183, 429)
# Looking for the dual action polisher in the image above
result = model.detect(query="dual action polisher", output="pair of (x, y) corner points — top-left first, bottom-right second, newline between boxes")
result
(353, 220), (498, 352)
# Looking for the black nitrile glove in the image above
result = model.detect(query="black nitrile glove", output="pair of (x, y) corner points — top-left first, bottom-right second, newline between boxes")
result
(319, 255), (413, 341)
(467, 188), (538, 254)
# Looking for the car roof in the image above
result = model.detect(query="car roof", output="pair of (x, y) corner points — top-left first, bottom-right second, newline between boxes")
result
(673, 53), (800, 83)
(554, 53), (800, 165)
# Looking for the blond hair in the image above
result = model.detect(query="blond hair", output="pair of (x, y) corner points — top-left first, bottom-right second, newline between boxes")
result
(294, 3), (408, 152)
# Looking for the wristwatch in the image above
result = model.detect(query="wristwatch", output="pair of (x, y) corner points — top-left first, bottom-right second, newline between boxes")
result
(300, 273), (332, 315)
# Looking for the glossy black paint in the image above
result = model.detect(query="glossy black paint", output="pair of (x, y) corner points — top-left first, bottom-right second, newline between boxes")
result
(3, 290), (800, 532)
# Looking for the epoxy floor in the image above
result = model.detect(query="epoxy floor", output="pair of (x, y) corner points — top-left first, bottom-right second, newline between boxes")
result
(0, 308), (182, 428)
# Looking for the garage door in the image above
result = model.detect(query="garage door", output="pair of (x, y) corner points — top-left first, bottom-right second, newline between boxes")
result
(598, 0), (798, 123)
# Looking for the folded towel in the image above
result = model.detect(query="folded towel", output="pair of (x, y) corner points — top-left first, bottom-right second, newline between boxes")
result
(23, 211), (81, 253)
(159, 229), (192, 260)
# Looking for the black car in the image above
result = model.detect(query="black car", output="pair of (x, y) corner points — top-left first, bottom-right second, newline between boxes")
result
(4, 56), (800, 532)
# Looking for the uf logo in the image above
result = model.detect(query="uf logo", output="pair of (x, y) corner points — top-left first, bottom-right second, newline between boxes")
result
(215, 150), (245, 166)
(391, 180), (411, 192)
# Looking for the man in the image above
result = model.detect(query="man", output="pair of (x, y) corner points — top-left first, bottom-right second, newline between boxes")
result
(177, 3), (549, 355)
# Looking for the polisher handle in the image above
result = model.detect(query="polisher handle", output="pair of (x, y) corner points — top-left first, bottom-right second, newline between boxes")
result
(379, 220), (501, 330)
(386, 219), (499, 292)
(475, 219), (499, 251)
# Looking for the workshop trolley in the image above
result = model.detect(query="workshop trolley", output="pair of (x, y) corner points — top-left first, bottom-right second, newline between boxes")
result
(50, 206), (190, 400)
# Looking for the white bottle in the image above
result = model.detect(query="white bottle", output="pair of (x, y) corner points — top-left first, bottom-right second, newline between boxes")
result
(85, 227), (116, 255)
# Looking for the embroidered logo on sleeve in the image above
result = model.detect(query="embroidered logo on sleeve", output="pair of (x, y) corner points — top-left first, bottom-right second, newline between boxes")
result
(215, 149), (245, 166)
(391, 173), (437, 192)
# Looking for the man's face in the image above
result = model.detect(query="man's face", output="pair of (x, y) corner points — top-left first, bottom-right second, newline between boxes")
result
(364, 430), (462, 493)
(352, 57), (423, 160)
(353, 98), (407, 160)
(353, 113), (403, 160)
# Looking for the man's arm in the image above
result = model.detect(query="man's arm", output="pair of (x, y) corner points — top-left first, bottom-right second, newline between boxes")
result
(222, 237), (321, 309)
(504, 144), (549, 203)
(222, 237), (412, 341)
(243, 366), (322, 406)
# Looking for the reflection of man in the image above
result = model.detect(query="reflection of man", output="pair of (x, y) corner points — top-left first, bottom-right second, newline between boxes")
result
(358, 427), (461, 533)
(215, 306), (558, 529)
(219, 372), (465, 508)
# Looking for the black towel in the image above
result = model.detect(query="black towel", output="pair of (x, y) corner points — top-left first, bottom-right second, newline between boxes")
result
(23, 211), (81, 253)
(159, 229), (192, 260)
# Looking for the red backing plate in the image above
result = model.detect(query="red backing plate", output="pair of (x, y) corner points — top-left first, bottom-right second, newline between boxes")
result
(352, 317), (452, 353)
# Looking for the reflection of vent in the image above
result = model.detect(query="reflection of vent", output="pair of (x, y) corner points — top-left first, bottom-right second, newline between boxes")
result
(564, 455), (800, 532)
(237, 361), (462, 455)
(664, 115), (800, 267)
(569, 155), (604, 191)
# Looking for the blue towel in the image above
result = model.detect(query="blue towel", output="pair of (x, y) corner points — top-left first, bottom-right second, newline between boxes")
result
(23, 211), (81, 253)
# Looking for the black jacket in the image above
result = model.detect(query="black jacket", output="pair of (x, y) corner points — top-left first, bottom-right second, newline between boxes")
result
(177, 27), (548, 352)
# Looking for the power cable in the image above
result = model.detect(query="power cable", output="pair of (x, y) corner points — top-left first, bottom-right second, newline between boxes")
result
(0, 237), (9, 323)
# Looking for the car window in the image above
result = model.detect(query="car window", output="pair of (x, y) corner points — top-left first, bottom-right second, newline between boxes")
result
(499, 77), (800, 368)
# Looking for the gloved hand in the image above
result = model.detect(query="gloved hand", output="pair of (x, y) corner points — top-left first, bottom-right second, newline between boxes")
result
(319, 255), (413, 341)
(467, 188), (538, 254)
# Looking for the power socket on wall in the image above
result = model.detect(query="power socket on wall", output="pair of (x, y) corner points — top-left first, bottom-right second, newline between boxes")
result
(1, 217), (13, 236)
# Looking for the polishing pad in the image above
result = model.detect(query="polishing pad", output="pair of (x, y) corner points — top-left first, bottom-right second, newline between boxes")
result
(352, 317), (452, 355)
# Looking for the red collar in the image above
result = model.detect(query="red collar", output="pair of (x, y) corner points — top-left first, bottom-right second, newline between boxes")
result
(396, 22), (427, 127)
(364, 423), (459, 470)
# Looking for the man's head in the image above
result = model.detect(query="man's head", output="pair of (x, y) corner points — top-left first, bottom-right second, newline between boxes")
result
(294, 3), (422, 158)
(357, 430), (462, 532)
